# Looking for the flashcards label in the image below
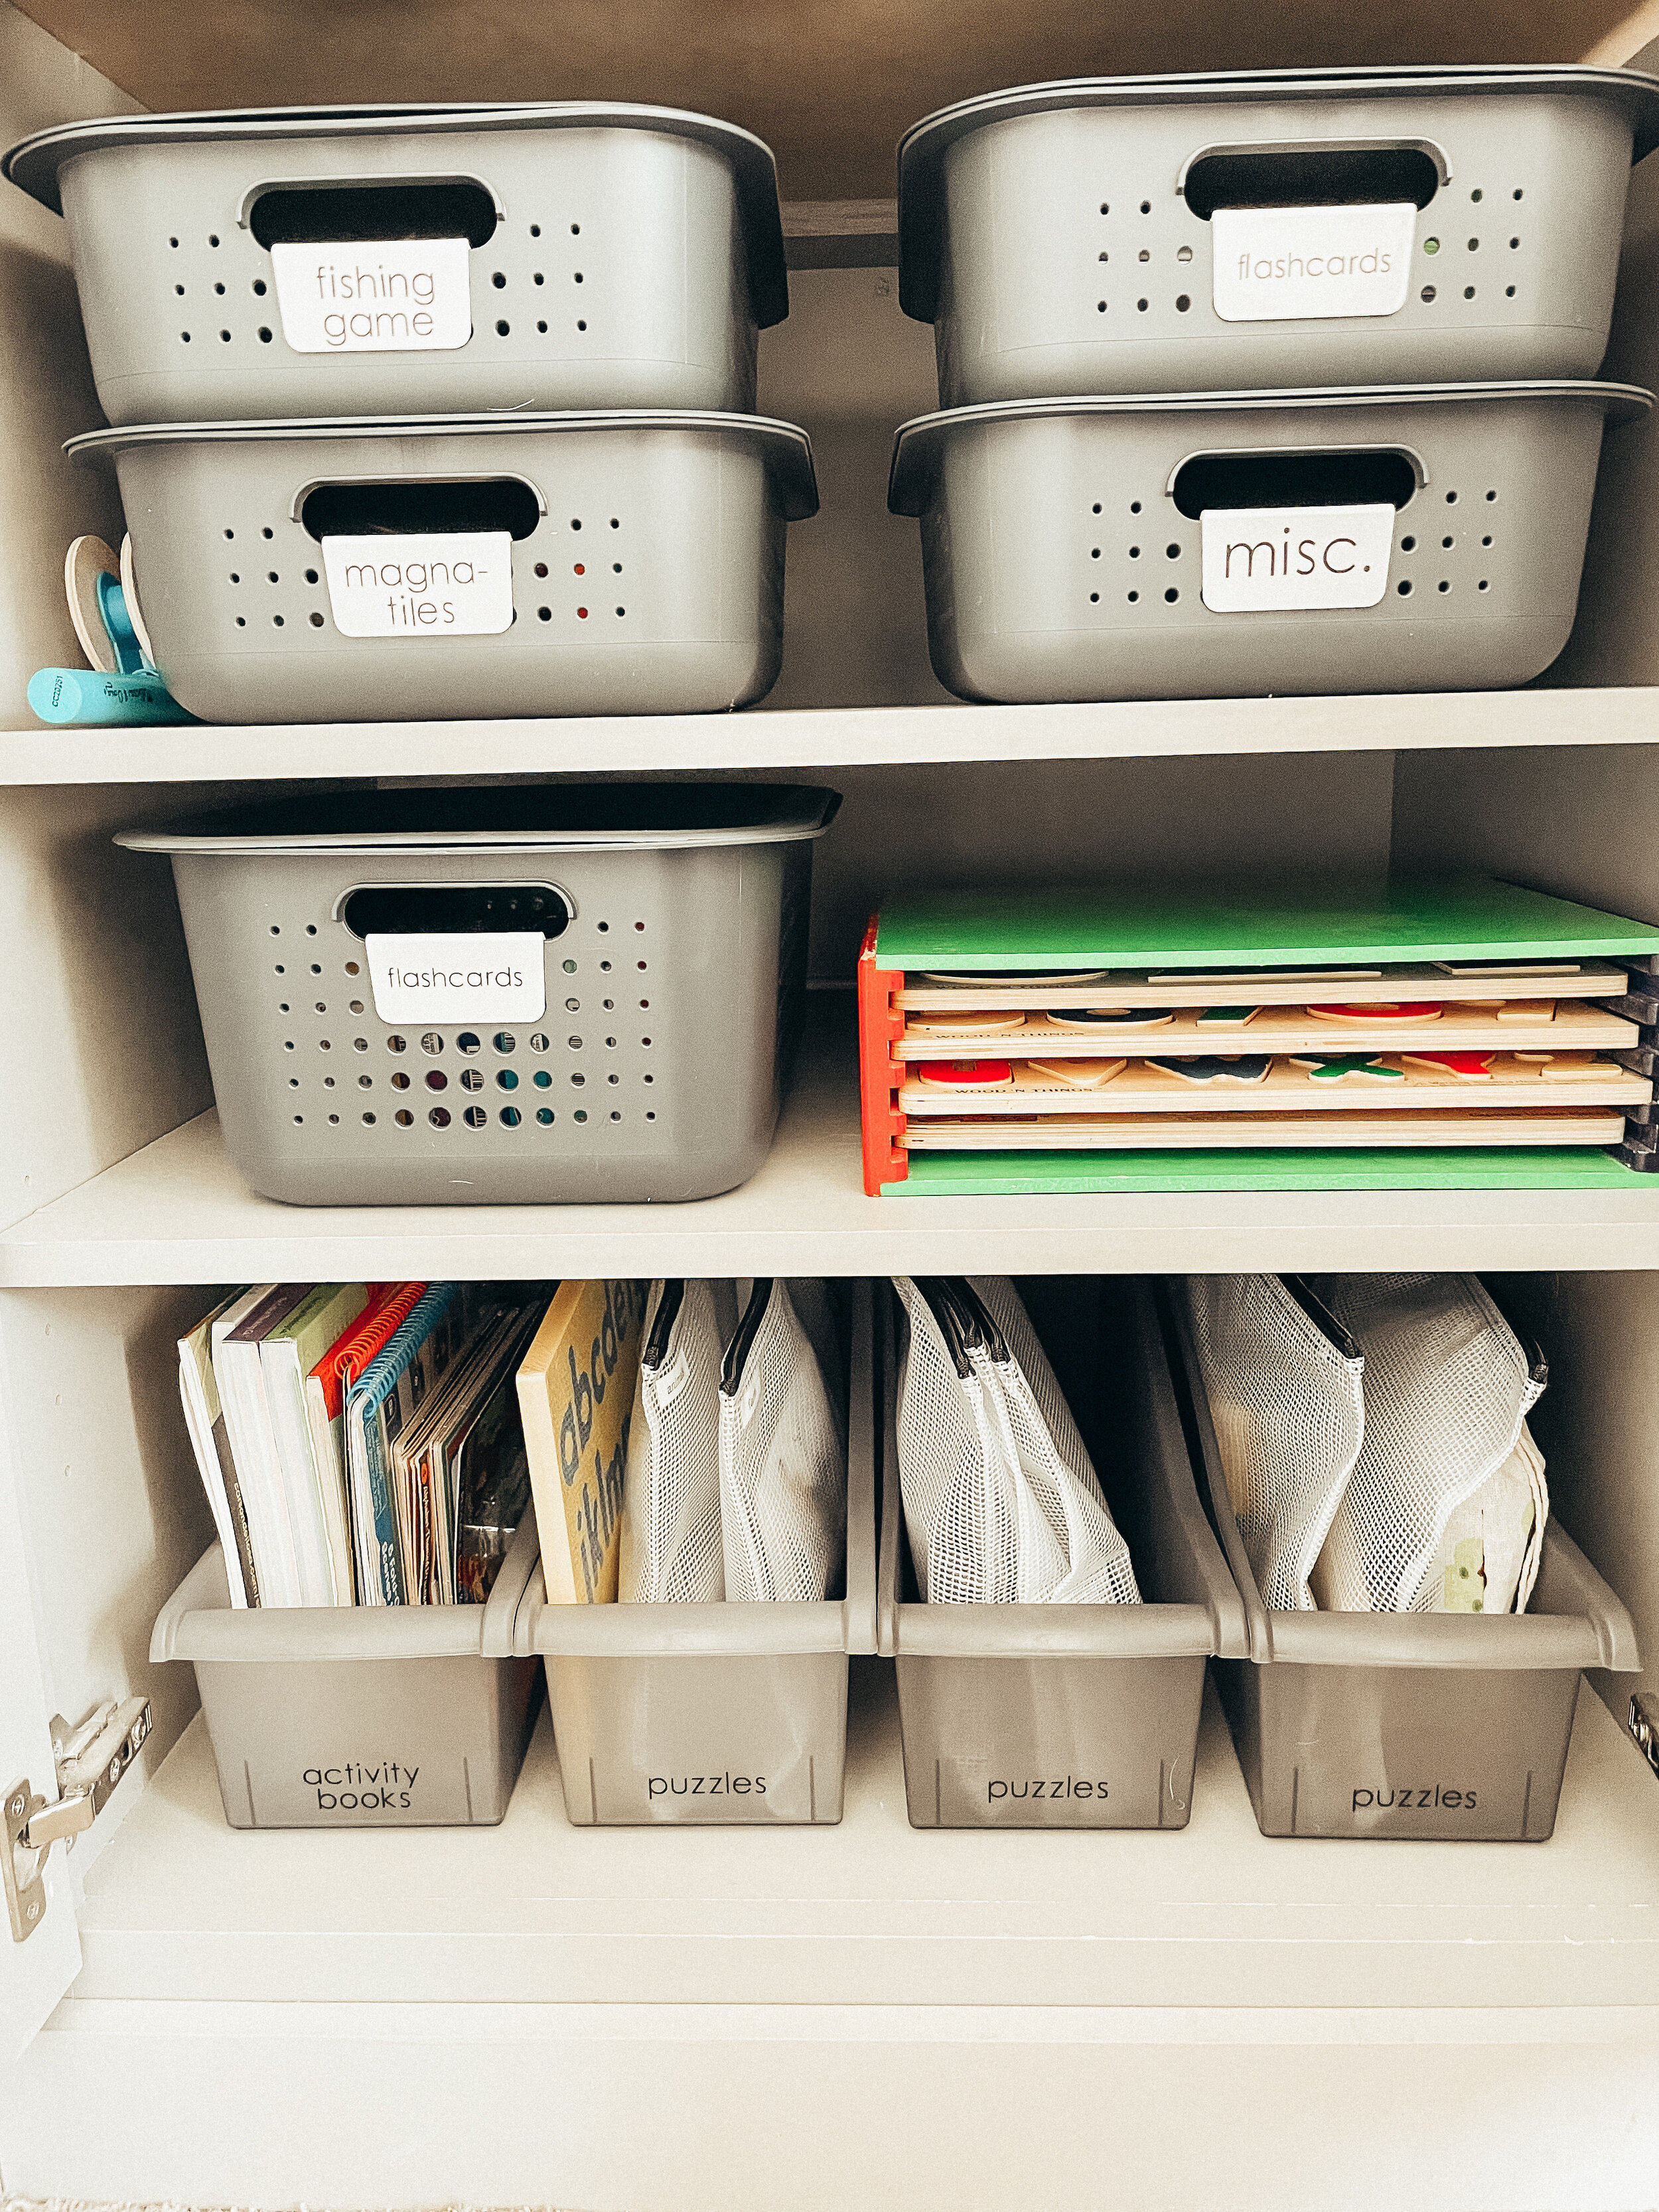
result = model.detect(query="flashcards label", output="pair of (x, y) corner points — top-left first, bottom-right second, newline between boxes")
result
(322, 531), (513, 636)
(1211, 202), (1415, 321)
(1200, 502), (1394, 613)
(365, 933), (546, 1024)
(271, 237), (472, 351)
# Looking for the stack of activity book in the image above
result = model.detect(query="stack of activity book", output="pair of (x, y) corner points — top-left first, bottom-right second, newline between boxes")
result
(177, 1278), (637, 1607)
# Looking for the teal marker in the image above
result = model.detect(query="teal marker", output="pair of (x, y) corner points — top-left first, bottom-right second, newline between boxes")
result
(27, 666), (195, 725)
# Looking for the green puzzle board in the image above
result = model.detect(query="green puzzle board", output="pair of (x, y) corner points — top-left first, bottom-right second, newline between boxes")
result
(885, 1149), (1651, 1197)
(873, 875), (1659, 972)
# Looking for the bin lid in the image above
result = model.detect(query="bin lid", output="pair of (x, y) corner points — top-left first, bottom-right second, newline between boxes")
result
(67, 407), (820, 522)
(3, 100), (789, 327)
(887, 380), (1654, 515)
(897, 65), (1659, 322)
(115, 782), (841, 855)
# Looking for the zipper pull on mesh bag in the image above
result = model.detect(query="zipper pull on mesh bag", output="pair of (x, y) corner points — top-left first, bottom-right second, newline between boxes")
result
(618, 1279), (735, 1603)
(1180, 1274), (1366, 1612)
(1306, 1273), (1548, 1615)
(893, 1275), (1140, 1605)
(718, 1278), (846, 1603)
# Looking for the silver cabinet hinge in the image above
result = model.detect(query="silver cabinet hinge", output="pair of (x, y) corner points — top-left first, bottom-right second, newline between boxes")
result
(4, 1697), (151, 1943)
(1628, 1692), (1659, 1782)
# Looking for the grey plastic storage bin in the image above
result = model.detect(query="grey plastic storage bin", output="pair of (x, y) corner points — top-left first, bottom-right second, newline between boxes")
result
(115, 783), (839, 1206)
(70, 409), (817, 723)
(151, 1512), (543, 1828)
(878, 1278), (1248, 1830)
(516, 1280), (877, 1826)
(888, 382), (1649, 702)
(899, 68), (1659, 405)
(5, 103), (787, 423)
(1164, 1286), (1640, 1840)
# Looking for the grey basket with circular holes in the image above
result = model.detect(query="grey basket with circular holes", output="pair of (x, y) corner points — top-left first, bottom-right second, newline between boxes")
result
(5, 103), (788, 423)
(898, 68), (1659, 404)
(887, 380), (1651, 703)
(70, 410), (818, 723)
(114, 785), (840, 1207)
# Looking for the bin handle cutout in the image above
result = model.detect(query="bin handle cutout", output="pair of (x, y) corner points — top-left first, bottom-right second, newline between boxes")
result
(242, 175), (502, 246)
(336, 883), (573, 939)
(296, 474), (545, 540)
(1178, 140), (1448, 219)
(1167, 444), (1424, 518)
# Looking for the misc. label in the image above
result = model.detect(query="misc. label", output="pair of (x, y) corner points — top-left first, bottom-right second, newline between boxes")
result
(365, 932), (547, 1024)
(1212, 202), (1415, 322)
(271, 237), (472, 351)
(647, 1772), (768, 1800)
(304, 1759), (419, 1812)
(322, 531), (513, 637)
(1351, 1781), (1478, 1814)
(1200, 502), (1394, 613)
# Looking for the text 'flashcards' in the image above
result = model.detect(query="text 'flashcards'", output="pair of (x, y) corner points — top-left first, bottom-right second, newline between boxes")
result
(365, 932), (547, 1024)
(271, 238), (472, 352)
(1211, 203), (1415, 323)
(322, 531), (514, 636)
(1200, 502), (1394, 613)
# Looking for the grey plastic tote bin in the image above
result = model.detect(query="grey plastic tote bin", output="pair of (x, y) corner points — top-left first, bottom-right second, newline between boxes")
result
(516, 1280), (877, 1826)
(115, 783), (839, 1207)
(69, 409), (818, 723)
(1164, 1286), (1641, 1840)
(150, 1512), (543, 1828)
(888, 381), (1650, 703)
(898, 68), (1659, 406)
(4, 103), (787, 423)
(878, 1278), (1248, 1830)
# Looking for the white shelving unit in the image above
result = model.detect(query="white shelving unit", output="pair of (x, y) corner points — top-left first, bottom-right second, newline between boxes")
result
(5, 1), (1659, 2205)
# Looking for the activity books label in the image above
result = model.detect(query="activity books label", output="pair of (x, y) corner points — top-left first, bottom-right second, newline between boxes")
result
(1211, 203), (1415, 322)
(1200, 502), (1394, 613)
(365, 932), (547, 1024)
(322, 530), (513, 636)
(271, 237), (471, 352)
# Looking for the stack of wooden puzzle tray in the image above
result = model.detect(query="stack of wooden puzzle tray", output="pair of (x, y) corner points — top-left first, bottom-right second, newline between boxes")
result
(857, 877), (1659, 1197)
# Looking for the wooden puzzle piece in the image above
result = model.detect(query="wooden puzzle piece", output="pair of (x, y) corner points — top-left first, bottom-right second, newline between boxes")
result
(1025, 1057), (1128, 1089)
(1049, 1006), (1175, 1028)
(1289, 1053), (1405, 1082)
(1442, 1537), (1487, 1613)
(1309, 1001), (1442, 1023)
(1508, 1051), (1609, 1079)
(906, 1011), (1028, 1035)
(1197, 1005), (1261, 1026)
(1401, 1051), (1494, 1080)
(918, 1059), (1014, 1088)
(1150, 1055), (1272, 1084)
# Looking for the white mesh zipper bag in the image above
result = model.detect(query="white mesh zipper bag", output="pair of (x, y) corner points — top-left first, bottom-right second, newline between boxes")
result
(719, 1279), (847, 1603)
(618, 1280), (735, 1604)
(1181, 1275), (1366, 1612)
(893, 1276), (1140, 1605)
(1307, 1274), (1546, 1615)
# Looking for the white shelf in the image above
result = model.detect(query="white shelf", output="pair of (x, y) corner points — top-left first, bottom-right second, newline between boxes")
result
(70, 1668), (1659, 2013)
(3, 686), (1656, 786)
(5, 998), (1659, 1285)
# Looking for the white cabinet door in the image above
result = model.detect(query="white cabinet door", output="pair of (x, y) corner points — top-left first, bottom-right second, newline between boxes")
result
(0, 1350), (81, 2055)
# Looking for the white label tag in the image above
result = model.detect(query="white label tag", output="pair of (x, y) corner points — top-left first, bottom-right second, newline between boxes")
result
(1200, 503), (1394, 613)
(322, 532), (512, 637)
(365, 933), (546, 1024)
(1211, 203), (1415, 323)
(271, 237), (471, 352)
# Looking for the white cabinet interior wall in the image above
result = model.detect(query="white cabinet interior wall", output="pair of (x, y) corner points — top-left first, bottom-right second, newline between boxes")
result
(3, 0), (1659, 2204)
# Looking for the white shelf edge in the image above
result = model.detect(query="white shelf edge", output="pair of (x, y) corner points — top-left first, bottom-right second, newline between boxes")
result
(1, 685), (1654, 787)
(5, 1002), (1659, 1286)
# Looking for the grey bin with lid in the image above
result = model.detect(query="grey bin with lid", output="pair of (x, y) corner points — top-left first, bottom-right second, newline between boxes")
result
(69, 409), (818, 723)
(115, 783), (839, 1206)
(3, 102), (788, 421)
(1162, 1285), (1641, 1840)
(877, 1278), (1248, 1830)
(517, 1280), (877, 1826)
(898, 67), (1659, 405)
(887, 382), (1650, 703)
(150, 1512), (544, 1828)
